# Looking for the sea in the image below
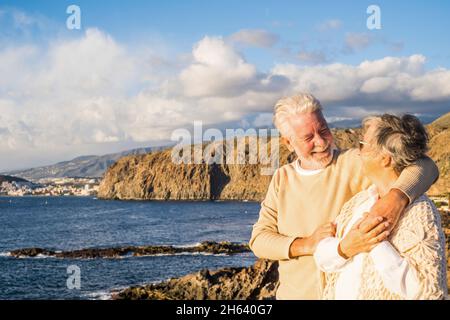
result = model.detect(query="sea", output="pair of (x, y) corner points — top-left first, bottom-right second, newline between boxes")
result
(0, 196), (259, 300)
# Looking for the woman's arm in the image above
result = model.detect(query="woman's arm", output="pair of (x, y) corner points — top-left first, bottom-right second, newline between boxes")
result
(314, 216), (389, 272)
(314, 237), (350, 272)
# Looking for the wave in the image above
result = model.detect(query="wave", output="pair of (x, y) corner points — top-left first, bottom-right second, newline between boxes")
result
(7, 253), (55, 259)
(5, 250), (245, 260)
(172, 242), (203, 248)
(83, 290), (113, 300)
(144, 252), (229, 257)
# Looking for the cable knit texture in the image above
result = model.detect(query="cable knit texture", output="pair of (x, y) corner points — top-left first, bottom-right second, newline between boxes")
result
(322, 191), (448, 300)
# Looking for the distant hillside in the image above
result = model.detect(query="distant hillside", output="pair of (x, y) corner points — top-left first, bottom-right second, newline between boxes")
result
(3, 146), (170, 182)
(0, 175), (29, 184)
(98, 112), (450, 200)
(427, 112), (450, 195)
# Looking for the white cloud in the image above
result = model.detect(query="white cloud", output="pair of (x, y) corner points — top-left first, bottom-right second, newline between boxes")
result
(0, 7), (53, 40)
(297, 50), (329, 65)
(228, 29), (279, 48)
(253, 113), (273, 127)
(343, 32), (373, 54)
(272, 54), (450, 110)
(325, 116), (353, 123)
(317, 19), (342, 31)
(179, 36), (256, 97)
(0, 25), (449, 171)
(12, 10), (34, 28)
(342, 33), (405, 55)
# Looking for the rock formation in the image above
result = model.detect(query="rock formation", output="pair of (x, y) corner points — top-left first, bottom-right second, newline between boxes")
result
(98, 112), (449, 201)
(113, 259), (279, 300)
(427, 113), (450, 196)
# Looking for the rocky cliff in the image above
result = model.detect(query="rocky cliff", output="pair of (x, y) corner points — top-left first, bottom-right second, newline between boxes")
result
(98, 112), (449, 200)
(428, 113), (450, 195)
(97, 128), (361, 201)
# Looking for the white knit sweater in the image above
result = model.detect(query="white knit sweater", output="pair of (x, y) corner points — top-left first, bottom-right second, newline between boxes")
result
(321, 190), (448, 300)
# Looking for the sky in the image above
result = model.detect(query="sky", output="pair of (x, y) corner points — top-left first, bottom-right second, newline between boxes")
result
(0, 0), (449, 171)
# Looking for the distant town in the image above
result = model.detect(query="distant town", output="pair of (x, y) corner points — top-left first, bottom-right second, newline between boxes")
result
(0, 177), (100, 197)
(0, 175), (448, 213)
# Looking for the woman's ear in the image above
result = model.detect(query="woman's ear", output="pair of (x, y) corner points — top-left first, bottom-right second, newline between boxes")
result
(281, 136), (295, 152)
(380, 153), (392, 168)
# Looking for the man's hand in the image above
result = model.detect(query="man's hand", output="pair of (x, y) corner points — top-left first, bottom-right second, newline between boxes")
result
(307, 222), (337, 253)
(338, 215), (390, 259)
(360, 188), (409, 232)
(289, 222), (336, 258)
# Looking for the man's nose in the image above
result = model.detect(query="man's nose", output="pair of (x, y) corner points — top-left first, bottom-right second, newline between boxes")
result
(313, 134), (326, 147)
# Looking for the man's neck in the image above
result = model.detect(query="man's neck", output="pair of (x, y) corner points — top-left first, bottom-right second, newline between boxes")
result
(298, 161), (326, 171)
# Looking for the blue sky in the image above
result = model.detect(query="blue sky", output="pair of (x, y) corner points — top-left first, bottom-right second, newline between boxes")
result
(3, 0), (450, 69)
(0, 1), (449, 170)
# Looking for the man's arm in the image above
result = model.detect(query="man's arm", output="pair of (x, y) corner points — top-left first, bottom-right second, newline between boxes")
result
(391, 156), (439, 204)
(249, 169), (298, 261)
(289, 223), (336, 258)
(249, 168), (336, 260)
(364, 156), (439, 230)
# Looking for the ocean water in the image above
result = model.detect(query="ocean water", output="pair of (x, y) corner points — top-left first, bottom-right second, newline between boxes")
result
(0, 196), (259, 300)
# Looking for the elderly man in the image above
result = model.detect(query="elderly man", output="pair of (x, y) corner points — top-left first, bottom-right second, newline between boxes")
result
(249, 93), (439, 300)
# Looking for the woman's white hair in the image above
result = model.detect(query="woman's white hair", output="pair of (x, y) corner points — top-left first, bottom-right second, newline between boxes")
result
(273, 93), (323, 137)
(362, 114), (429, 174)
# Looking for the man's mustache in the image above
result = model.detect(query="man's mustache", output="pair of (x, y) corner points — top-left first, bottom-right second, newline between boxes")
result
(311, 144), (330, 153)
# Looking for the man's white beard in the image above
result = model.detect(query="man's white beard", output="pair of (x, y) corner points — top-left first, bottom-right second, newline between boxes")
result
(298, 143), (336, 170)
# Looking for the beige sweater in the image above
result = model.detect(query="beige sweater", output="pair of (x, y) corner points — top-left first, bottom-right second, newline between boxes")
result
(322, 191), (448, 300)
(249, 148), (438, 300)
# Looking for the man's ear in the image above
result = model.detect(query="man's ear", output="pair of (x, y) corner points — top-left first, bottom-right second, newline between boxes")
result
(281, 136), (295, 152)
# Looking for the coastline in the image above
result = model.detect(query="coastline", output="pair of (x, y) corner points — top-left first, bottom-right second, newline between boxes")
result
(113, 209), (450, 300)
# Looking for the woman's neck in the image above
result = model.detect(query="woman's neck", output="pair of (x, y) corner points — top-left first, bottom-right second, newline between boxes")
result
(371, 169), (399, 198)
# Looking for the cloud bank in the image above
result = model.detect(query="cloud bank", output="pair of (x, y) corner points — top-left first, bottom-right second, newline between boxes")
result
(0, 26), (449, 170)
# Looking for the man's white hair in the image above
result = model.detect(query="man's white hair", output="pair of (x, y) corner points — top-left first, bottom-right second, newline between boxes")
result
(273, 93), (323, 137)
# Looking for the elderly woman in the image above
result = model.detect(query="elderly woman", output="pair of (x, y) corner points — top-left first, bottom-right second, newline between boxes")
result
(314, 114), (447, 300)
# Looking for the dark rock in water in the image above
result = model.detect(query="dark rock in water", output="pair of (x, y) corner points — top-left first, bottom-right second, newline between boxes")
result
(9, 247), (53, 257)
(189, 241), (250, 255)
(8, 241), (250, 259)
(112, 259), (279, 300)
